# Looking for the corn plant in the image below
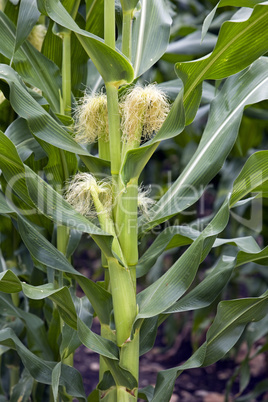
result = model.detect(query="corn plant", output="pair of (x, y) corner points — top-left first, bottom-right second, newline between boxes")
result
(0, 0), (268, 401)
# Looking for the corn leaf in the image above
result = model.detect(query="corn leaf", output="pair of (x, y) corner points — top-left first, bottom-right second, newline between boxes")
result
(86, 0), (104, 36)
(230, 151), (268, 207)
(150, 291), (268, 402)
(17, 215), (113, 325)
(0, 12), (61, 112)
(51, 363), (61, 402)
(0, 293), (53, 359)
(0, 64), (110, 173)
(136, 199), (230, 321)
(10, 369), (34, 402)
(15, 0), (40, 52)
(139, 57), (268, 233)
(37, 0), (134, 85)
(0, 191), (13, 213)
(177, 3), (268, 123)
(164, 255), (236, 314)
(137, 227), (259, 278)
(201, 1), (264, 41)
(0, 327), (87, 401)
(132, 0), (172, 77)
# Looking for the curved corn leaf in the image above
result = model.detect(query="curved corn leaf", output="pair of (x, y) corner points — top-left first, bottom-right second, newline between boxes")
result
(201, 1), (264, 41)
(15, 0), (40, 52)
(86, 0), (104, 36)
(177, 3), (268, 123)
(101, 357), (138, 390)
(0, 130), (36, 209)
(23, 283), (119, 360)
(164, 255), (236, 313)
(0, 270), (118, 360)
(0, 327), (86, 401)
(138, 255), (236, 357)
(139, 57), (268, 233)
(132, 0), (172, 77)
(0, 293), (53, 358)
(17, 215), (113, 325)
(136, 198), (230, 320)
(150, 291), (268, 402)
(0, 191), (13, 213)
(230, 151), (268, 207)
(0, 12), (61, 112)
(52, 362), (61, 402)
(137, 225), (259, 278)
(37, 0), (134, 85)
(5, 118), (46, 162)
(0, 64), (105, 167)
(10, 369), (34, 402)
(0, 270), (22, 292)
(237, 245), (268, 267)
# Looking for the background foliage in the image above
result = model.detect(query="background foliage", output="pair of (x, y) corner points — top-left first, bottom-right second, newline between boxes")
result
(0, 0), (268, 401)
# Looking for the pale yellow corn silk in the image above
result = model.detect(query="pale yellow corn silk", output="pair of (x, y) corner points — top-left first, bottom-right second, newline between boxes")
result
(65, 173), (112, 217)
(121, 84), (170, 142)
(138, 185), (156, 218)
(74, 93), (109, 144)
(28, 24), (47, 52)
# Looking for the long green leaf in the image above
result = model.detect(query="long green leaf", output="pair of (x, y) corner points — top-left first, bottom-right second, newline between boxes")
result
(17, 215), (113, 324)
(0, 328), (87, 401)
(0, 130), (36, 209)
(137, 227), (260, 278)
(37, 0), (134, 85)
(0, 293), (53, 358)
(201, 1), (264, 41)
(0, 11), (61, 112)
(136, 199), (230, 320)
(0, 64), (99, 158)
(15, 0), (40, 52)
(0, 270), (21, 292)
(5, 117), (46, 162)
(177, 2), (268, 123)
(0, 271), (118, 360)
(10, 369), (34, 402)
(0, 191), (13, 213)
(230, 151), (268, 207)
(164, 255), (236, 313)
(139, 57), (268, 233)
(150, 291), (268, 402)
(132, 0), (172, 77)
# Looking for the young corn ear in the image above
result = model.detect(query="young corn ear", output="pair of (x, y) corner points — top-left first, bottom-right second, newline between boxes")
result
(121, 84), (170, 145)
(28, 24), (47, 52)
(64, 173), (112, 218)
(74, 93), (109, 145)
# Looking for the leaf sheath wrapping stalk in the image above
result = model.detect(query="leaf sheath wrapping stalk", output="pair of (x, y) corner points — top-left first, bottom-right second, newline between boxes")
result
(108, 258), (136, 346)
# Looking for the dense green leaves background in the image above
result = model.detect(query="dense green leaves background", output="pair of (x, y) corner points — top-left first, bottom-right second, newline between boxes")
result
(0, 0), (268, 401)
